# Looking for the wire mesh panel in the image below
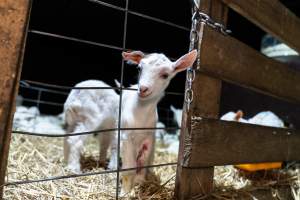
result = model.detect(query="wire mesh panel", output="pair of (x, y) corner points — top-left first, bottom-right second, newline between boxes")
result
(4, 0), (191, 199)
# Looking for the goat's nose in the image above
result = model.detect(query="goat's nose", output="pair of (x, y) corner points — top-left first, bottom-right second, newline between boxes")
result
(139, 86), (149, 94)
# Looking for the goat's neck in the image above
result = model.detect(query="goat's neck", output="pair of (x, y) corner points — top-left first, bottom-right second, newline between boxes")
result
(123, 92), (162, 127)
(134, 94), (159, 115)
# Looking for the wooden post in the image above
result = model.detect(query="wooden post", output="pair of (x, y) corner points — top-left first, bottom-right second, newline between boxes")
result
(175, 0), (228, 199)
(0, 0), (32, 198)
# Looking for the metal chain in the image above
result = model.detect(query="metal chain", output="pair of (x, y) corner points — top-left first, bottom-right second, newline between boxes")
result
(197, 11), (231, 35)
(185, 14), (198, 110)
(185, 3), (231, 110)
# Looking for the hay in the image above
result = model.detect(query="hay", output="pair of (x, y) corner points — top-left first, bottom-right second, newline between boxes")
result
(208, 165), (299, 200)
(3, 107), (300, 199)
(3, 134), (177, 200)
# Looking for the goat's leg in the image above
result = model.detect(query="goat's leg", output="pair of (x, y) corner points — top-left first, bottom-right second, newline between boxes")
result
(108, 131), (118, 169)
(99, 130), (118, 169)
(64, 124), (88, 173)
(135, 135), (155, 183)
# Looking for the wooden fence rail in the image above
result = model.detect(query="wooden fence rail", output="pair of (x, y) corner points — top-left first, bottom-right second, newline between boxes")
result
(199, 25), (300, 104)
(188, 118), (300, 167)
(221, 0), (300, 54)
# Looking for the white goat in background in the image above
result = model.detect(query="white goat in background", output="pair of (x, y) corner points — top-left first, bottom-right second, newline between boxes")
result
(64, 80), (119, 173)
(170, 105), (182, 128)
(120, 49), (197, 193)
(221, 110), (284, 128)
(248, 111), (284, 128)
(220, 110), (248, 123)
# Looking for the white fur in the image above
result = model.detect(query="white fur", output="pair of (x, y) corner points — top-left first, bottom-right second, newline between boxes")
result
(64, 80), (119, 173)
(170, 105), (182, 127)
(220, 111), (248, 123)
(248, 111), (284, 128)
(120, 50), (197, 194)
(155, 121), (166, 140)
(220, 111), (284, 128)
(120, 84), (158, 193)
(170, 105), (182, 135)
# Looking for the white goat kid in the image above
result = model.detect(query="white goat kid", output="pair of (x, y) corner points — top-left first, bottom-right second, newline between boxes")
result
(64, 80), (119, 173)
(220, 110), (248, 123)
(120, 50), (197, 193)
(170, 105), (182, 128)
(220, 110), (284, 128)
(155, 121), (166, 140)
(248, 111), (284, 128)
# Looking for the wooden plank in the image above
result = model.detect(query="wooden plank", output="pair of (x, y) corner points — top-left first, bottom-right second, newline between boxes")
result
(221, 0), (300, 54)
(199, 25), (300, 104)
(174, 0), (228, 199)
(0, 0), (32, 198)
(186, 118), (300, 167)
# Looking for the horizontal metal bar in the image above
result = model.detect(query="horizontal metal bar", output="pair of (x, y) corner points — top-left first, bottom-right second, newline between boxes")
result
(4, 162), (177, 186)
(20, 85), (69, 96)
(29, 30), (125, 51)
(128, 10), (189, 31)
(22, 98), (64, 107)
(88, 0), (189, 31)
(23, 79), (123, 90)
(88, 0), (125, 12)
(12, 127), (181, 137)
(28, 30), (179, 61)
(20, 80), (184, 96)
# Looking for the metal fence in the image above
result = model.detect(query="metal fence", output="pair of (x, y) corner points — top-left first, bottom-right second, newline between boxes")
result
(5, 0), (191, 198)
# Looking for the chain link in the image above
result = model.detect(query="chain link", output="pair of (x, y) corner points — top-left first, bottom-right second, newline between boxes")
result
(185, 3), (231, 110)
(196, 11), (231, 35)
(185, 11), (198, 110)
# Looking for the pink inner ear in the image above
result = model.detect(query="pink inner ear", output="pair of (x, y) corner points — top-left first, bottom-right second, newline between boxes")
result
(174, 50), (197, 72)
(122, 51), (144, 64)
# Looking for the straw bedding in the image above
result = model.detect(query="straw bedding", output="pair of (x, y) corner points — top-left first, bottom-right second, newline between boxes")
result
(3, 107), (300, 199)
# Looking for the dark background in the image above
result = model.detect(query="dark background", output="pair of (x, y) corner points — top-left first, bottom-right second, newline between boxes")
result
(19, 0), (300, 128)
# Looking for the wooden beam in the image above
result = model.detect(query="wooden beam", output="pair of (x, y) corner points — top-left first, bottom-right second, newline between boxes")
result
(186, 118), (300, 167)
(221, 0), (300, 54)
(175, 0), (228, 199)
(0, 0), (32, 198)
(199, 25), (300, 104)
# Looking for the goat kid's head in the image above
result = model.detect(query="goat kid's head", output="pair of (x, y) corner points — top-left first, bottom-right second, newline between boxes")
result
(122, 50), (197, 100)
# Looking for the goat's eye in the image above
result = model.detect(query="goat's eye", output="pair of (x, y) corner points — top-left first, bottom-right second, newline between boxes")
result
(161, 73), (169, 79)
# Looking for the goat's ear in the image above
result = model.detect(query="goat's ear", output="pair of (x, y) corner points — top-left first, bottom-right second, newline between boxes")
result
(234, 110), (244, 121)
(122, 51), (145, 65)
(173, 50), (197, 73)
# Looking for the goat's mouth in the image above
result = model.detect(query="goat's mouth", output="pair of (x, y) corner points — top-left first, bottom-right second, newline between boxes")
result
(138, 92), (152, 99)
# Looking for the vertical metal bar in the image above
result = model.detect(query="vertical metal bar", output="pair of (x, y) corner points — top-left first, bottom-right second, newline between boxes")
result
(116, 0), (129, 199)
(0, 1), (32, 199)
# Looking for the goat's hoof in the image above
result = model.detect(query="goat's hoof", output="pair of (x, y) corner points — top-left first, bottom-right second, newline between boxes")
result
(120, 189), (130, 197)
(107, 162), (117, 170)
(67, 165), (81, 174)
